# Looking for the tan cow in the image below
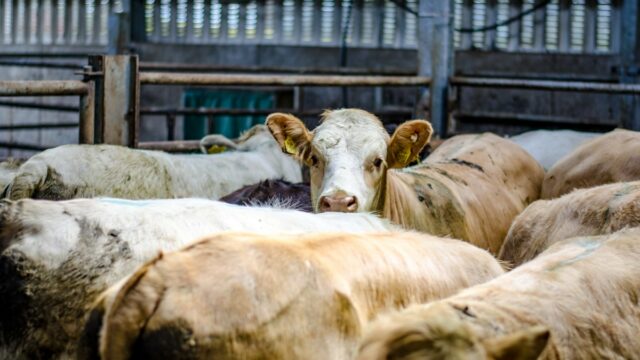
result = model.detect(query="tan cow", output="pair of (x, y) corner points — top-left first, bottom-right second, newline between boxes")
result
(500, 181), (640, 266)
(82, 232), (504, 360)
(358, 227), (640, 360)
(542, 129), (640, 199)
(384, 133), (544, 254)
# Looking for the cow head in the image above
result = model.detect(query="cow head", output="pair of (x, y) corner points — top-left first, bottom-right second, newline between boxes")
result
(266, 109), (432, 213)
(358, 303), (550, 360)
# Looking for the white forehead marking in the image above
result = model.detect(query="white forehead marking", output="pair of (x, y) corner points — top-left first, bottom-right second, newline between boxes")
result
(312, 109), (390, 159)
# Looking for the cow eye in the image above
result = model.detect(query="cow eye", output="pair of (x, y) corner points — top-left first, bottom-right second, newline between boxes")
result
(373, 158), (383, 168)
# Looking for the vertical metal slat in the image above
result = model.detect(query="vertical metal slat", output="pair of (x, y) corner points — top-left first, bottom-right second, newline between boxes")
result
(533, 0), (545, 50)
(507, 0), (522, 50)
(584, 0), (596, 53)
(485, 0), (497, 49)
(460, 0), (472, 49)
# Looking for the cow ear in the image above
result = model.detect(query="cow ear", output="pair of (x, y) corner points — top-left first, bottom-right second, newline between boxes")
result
(266, 113), (313, 160)
(484, 326), (550, 360)
(199, 134), (238, 154)
(387, 120), (433, 168)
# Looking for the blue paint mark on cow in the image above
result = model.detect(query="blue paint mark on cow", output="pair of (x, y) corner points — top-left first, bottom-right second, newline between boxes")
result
(98, 198), (155, 207)
(546, 238), (602, 272)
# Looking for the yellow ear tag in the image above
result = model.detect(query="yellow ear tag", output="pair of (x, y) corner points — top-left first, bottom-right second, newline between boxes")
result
(207, 145), (227, 154)
(284, 136), (298, 155)
(398, 147), (411, 165)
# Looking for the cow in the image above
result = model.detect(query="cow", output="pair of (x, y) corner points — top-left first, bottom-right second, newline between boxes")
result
(383, 133), (544, 254)
(0, 197), (395, 358)
(542, 129), (640, 199)
(357, 227), (640, 360)
(508, 129), (600, 170)
(219, 179), (312, 212)
(266, 109), (433, 213)
(267, 110), (543, 253)
(5, 124), (301, 201)
(80, 231), (504, 360)
(0, 158), (24, 194)
(499, 181), (640, 267)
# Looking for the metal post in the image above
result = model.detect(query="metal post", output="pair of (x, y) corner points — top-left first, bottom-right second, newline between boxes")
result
(91, 54), (140, 146)
(107, 0), (131, 54)
(619, 0), (640, 130)
(417, 0), (454, 137)
(79, 66), (95, 144)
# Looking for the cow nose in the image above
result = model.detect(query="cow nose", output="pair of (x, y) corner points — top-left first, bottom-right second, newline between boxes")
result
(319, 195), (358, 213)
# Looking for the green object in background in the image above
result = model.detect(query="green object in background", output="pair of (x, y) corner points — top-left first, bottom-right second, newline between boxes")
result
(183, 89), (275, 140)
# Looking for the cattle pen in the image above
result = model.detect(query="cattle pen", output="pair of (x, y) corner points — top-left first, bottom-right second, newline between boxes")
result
(3, 1), (640, 359)
(0, 0), (639, 156)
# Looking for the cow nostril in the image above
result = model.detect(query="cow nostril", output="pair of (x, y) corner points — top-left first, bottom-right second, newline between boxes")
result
(345, 197), (358, 212)
(319, 197), (331, 211)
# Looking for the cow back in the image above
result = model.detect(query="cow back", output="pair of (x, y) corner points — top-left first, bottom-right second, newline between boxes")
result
(542, 129), (640, 199)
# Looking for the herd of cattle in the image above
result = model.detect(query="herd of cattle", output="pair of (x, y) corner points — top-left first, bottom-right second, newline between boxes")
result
(0, 108), (638, 359)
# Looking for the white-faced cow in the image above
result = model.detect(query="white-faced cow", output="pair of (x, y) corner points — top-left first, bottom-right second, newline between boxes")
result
(267, 110), (543, 253)
(542, 129), (640, 199)
(267, 109), (433, 213)
(5, 125), (301, 201)
(500, 181), (640, 266)
(80, 232), (504, 360)
(0, 197), (395, 358)
(358, 227), (640, 360)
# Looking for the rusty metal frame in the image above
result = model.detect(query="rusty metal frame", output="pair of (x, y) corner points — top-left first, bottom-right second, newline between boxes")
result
(0, 79), (96, 149)
(450, 76), (640, 94)
(139, 73), (431, 87)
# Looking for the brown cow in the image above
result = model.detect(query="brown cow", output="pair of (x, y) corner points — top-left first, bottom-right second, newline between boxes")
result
(542, 129), (640, 199)
(500, 181), (640, 266)
(358, 227), (640, 360)
(219, 179), (312, 212)
(81, 231), (504, 360)
(384, 133), (544, 254)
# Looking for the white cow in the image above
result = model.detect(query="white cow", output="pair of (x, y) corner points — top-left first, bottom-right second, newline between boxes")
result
(508, 129), (600, 170)
(5, 125), (301, 200)
(267, 109), (432, 212)
(0, 197), (395, 358)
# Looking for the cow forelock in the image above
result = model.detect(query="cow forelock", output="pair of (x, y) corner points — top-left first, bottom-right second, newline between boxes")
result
(310, 110), (389, 212)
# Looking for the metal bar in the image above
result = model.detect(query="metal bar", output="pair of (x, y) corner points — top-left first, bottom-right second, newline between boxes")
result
(137, 140), (201, 152)
(0, 60), (83, 68)
(0, 141), (49, 151)
(485, 0), (497, 49)
(36, 0), (44, 44)
(79, 76), (95, 144)
(584, 0), (596, 53)
(140, 107), (414, 116)
(558, 0), (570, 51)
(137, 62), (417, 75)
(533, 0), (545, 51)
(460, 0), (472, 49)
(139, 72), (430, 86)
(0, 99), (79, 111)
(0, 123), (78, 130)
(166, 113), (176, 140)
(418, 0), (453, 137)
(508, 0), (522, 51)
(453, 111), (617, 131)
(450, 76), (640, 94)
(0, 0), (4, 45)
(0, 80), (89, 96)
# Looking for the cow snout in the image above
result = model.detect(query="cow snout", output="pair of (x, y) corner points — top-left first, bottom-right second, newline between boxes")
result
(319, 195), (358, 213)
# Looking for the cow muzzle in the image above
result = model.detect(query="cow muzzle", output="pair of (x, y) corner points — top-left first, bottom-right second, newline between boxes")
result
(318, 194), (358, 213)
